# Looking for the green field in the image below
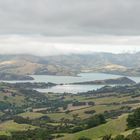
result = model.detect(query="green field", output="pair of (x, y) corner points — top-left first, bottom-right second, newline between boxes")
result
(0, 120), (36, 134)
(70, 104), (121, 119)
(18, 112), (45, 119)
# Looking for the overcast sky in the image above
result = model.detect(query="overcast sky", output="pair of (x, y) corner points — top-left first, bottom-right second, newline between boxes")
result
(0, 0), (140, 55)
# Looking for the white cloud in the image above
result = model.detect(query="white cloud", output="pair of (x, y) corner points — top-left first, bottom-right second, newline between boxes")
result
(0, 35), (139, 56)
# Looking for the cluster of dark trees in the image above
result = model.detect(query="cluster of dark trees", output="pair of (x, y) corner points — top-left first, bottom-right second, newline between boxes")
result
(0, 128), (53, 140)
(79, 83), (140, 96)
(72, 101), (95, 106)
(72, 101), (87, 106)
(127, 108), (140, 128)
(0, 101), (11, 111)
(13, 116), (31, 124)
(86, 114), (106, 128)
(78, 137), (91, 140)
(103, 106), (132, 119)
(70, 114), (106, 133)
(84, 110), (96, 114)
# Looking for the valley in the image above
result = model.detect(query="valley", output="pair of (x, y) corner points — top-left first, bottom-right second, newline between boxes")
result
(0, 79), (140, 139)
(1, 1), (140, 139)
(0, 54), (140, 140)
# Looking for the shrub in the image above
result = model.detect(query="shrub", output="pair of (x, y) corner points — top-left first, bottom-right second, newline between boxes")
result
(78, 136), (91, 140)
(71, 126), (84, 133)
(13, 116), (31, 124)
(87, 114), (106, 128)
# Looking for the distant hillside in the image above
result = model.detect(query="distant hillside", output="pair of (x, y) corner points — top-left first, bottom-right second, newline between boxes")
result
(0, 73), (34, 81)
(0, 52), (140, 76)
(71, 77), (136, 85)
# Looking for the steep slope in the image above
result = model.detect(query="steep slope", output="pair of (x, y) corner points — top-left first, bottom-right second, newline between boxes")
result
(58, 114), (128, 140)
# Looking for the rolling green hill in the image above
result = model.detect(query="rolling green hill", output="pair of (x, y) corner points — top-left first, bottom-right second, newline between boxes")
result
(57, 114), (128, 140)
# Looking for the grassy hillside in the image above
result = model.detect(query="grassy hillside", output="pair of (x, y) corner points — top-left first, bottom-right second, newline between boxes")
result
(57, 114), (128, 140)
(18, 112), (45, 119)
(0, 120), (36, 133)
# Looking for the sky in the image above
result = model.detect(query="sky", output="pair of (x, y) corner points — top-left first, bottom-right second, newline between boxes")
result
(0, 0), (140, 55)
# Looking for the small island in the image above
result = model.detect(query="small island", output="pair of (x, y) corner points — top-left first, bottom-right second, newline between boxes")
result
(12, 82), (57, 89)
(71, 77), (136, 85)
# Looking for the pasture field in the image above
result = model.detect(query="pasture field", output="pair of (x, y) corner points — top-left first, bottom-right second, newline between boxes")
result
(18, 112), (45, 119)
(0, 120), (36, 134)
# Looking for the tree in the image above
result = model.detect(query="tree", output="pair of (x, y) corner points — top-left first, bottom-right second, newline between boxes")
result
(114, 135), (125, 140)
(0, 135), (11, 140)
(125, 130), (140, 140)
(78, 136), (91, 140)
(127, 108), (140, 128)
(102, 135), (112, 140)
(13, 116), (31, 124)
(71, 126), (84, 133)
(87, 114), (106, 128)
(3, 96), (8, 100)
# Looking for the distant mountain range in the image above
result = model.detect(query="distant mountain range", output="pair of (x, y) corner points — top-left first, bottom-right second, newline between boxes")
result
(0, 52), (140, 76)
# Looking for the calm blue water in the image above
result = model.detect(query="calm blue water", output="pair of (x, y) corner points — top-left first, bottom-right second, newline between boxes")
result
(31, 73), (121, 84)
(32, 73), (140, 93)
(30, 73), (140, 84)
(1, 73), (140, 94)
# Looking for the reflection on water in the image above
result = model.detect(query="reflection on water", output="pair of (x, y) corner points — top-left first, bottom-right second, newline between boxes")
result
(35, 84), (104, 94)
